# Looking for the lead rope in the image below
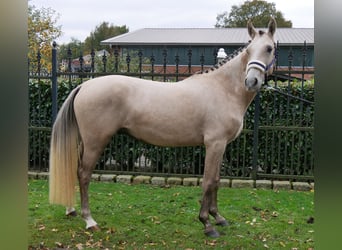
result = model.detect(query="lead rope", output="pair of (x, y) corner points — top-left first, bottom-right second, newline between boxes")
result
(262, 84), (314, 105)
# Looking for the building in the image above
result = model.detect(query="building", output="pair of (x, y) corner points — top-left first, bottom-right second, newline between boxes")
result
(101, 27), (314, 70)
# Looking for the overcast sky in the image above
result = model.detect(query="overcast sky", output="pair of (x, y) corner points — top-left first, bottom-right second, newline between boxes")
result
(29, 0), (314, 44)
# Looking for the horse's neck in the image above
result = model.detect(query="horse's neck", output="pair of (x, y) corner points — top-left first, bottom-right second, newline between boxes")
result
(218, 51), (257, 112)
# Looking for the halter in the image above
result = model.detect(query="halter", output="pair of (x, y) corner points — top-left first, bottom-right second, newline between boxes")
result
(246, 56), (276, 74)
(246, 60), (267, 73)
(246, 43), (277, 74)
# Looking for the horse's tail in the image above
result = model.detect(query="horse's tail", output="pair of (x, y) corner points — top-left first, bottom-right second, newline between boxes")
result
(49, 85), (82, 207)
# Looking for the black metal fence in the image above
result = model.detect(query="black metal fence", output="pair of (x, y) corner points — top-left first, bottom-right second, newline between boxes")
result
(28, 42), (314, 181)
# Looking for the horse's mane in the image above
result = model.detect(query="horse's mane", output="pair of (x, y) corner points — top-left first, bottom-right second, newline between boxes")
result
(196, 42), (250, 75)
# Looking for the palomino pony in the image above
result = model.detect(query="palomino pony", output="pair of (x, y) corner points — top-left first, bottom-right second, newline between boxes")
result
(49, 18), (277, 237)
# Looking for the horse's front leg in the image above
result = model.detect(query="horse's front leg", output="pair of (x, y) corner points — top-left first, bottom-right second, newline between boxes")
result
(209, 183), (229, 227)
(199, 140), (227, 237)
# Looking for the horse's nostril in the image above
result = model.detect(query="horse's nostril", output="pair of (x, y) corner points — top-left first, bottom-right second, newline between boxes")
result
(245, 77), (259, 88)
(254, 78), (258, 86)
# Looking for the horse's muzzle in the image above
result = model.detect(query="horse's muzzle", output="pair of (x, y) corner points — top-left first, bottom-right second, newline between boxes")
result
(245, 77), (258, 88)
(245, 72), (263, 92)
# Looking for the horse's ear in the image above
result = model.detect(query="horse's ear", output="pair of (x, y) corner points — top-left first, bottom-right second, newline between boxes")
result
(247, 19), (256, 39)
(267, 17), (277, 36)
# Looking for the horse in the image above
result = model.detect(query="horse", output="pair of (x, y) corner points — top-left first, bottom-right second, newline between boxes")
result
(49, 18), (277, 238)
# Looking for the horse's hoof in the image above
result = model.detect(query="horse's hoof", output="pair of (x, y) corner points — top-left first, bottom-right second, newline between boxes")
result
(216, 219), (229, 227)
(66, 211), (77, 217)
(205, 228), (220, 238)
(88, 225), (101, 231)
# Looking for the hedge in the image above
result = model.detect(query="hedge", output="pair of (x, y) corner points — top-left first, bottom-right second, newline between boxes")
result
(29, 78), (314, 178)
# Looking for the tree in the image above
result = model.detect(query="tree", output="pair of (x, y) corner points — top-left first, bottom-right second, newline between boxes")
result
(215, 0), (292, 28)
(58, 38), (83, 60)
(83, 22), (129, 53)
(28, 3), (62, 72)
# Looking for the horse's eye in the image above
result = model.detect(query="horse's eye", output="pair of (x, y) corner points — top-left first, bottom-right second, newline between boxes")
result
(266, 45), (273, 53)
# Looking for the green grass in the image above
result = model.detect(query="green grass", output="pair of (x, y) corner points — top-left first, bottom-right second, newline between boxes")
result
(28, 179), (314, 249)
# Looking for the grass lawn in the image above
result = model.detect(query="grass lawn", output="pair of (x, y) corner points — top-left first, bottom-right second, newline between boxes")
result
(28, 179), (314, 249)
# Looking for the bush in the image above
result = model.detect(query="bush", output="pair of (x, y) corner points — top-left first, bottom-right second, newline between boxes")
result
(29, 78), (80, 170)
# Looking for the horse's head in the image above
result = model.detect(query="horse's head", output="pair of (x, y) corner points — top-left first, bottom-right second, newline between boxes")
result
(244, 18), (277, 92)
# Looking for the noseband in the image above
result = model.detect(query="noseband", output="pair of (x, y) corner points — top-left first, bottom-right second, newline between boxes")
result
(246, 44), (277, 74)
(246, 57), (276, 74)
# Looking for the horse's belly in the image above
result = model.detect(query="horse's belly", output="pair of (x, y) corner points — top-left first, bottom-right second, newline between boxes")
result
(126, 124), (203, 147)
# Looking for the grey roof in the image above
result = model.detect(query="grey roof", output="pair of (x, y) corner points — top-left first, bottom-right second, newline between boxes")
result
(101, 28), (314, 46)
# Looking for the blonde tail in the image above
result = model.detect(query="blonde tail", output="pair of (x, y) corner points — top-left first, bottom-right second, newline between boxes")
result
(49, 86), (82, 207)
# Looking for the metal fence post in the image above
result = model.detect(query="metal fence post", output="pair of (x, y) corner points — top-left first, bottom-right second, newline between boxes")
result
(251, 90), (261, 181)
(51, 41), (58, 124)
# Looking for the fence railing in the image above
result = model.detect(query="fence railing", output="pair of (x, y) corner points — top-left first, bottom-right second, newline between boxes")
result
(28, 42), (314, 181)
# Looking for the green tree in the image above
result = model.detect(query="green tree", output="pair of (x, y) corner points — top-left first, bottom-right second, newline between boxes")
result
(215, 0), (292, 28)
(58, 38), (83, 60)
(83, 22), (129, 53)
(28, 3), (62, 72)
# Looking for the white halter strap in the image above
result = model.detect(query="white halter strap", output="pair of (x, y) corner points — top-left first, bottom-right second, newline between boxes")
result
(246, 56), (276, 74)
(246, 60), (267, 73)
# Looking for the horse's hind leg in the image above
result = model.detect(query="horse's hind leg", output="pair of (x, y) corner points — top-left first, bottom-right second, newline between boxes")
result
(78, 143), (106, 230)
(66, 207), (77, 217)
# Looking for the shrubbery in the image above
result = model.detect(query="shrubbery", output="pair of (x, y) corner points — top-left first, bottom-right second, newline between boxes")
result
(29, 78), (314, 178)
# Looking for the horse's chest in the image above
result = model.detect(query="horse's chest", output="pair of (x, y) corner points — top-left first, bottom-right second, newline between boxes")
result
(223, 115), (244, 142)
(232, 120), (244, 140)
